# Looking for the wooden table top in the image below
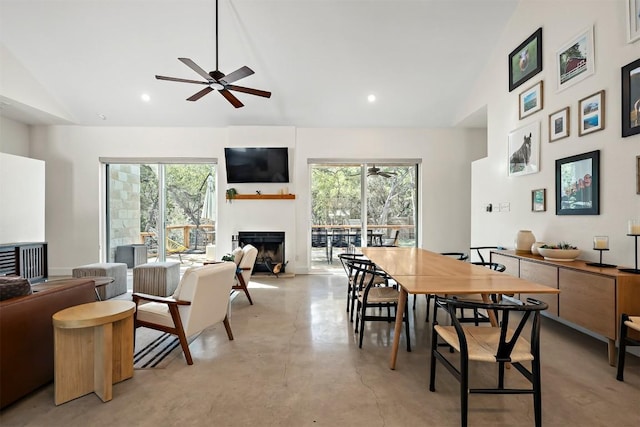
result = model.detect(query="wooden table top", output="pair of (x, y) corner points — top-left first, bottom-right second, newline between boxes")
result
(53, 300), (136, 329)
(361, 247), (559, 295)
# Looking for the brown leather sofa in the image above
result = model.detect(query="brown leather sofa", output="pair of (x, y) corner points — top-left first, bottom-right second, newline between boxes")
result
(0, 278), (96, 409)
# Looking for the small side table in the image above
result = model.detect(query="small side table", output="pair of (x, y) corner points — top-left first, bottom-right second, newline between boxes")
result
(52, 300), (136, 405)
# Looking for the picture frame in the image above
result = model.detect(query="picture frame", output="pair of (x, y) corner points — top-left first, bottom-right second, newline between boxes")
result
(549, 106), (570, 142)
(555, 150), (600, 215)
(519, 81), (543, 119)
(621, 58), (640, 138)
(627, 0), (640, 43)
(556, 26), (595, 92)
(532, 188), (546, 212)
(508, 121), (540, 177)
(637, 156), (640, 194)
(509, 27), (543, 92)
(578, 90), (605, 136)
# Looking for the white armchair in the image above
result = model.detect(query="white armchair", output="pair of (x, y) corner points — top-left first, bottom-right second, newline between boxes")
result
(132, 262), (236, 365)
(232, 244), (258, 305)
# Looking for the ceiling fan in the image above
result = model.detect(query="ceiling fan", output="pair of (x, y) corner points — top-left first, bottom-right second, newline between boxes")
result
(367, 165), (397, 178)
(154, 0), (271, 108)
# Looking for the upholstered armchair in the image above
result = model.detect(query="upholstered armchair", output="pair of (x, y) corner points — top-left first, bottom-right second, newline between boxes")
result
(232, 244), (258, 305)
(132, 262), (236, 365)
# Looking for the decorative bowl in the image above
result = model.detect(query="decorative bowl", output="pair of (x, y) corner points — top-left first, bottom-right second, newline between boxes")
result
(537, 248), (581, 261)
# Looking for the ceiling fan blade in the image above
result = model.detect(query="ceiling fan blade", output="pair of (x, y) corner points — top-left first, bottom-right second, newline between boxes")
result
(220, 66), (254, 84)
(156, 75), (209, 85)
(178, 58), (213, 81)
(219, 89), (244, 108)
(186, 86), (214, 101)
(226, 85), (271, 98)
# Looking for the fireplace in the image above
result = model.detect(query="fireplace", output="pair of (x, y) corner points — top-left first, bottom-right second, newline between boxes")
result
(238, 232), (285, 274)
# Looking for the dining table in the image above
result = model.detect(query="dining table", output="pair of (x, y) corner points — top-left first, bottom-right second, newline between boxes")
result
(360, 247), (561, 370)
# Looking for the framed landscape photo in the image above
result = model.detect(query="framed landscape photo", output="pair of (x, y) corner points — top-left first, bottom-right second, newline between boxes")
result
(509, 27), (543, 92)
(532, 188), (546, 212)
(621, 58), (640, 137)
(627, 0), (640, 43)
(556, 26), (595, 92)
(555, 150), (600, 215)
(549, 106), (570, 142)
(519, 81), (543, 119)
(508, 121), (540, 177)
(578, 90), (605, 136)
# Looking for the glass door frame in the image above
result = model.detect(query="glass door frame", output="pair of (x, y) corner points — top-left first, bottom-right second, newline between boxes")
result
(101, 157), (217, 264)
(308, 158), (420, 270)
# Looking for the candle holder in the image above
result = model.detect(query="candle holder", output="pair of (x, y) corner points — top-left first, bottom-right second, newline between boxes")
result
(586, 248), (617, 268)
(618, 232), (640, 274)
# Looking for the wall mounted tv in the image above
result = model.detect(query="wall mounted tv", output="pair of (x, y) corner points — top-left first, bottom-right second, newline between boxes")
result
(224, 147), (290, 183)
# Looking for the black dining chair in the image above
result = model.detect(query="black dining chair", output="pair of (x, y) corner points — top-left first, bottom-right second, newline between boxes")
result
(337, 252), (366, 314)
(616, 313), (640, 381)
(348, 259), (411, 351)
(429, 296), (549, 427)
(311, 228), (330, 264)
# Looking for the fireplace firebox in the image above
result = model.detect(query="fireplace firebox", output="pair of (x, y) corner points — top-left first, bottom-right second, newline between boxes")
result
(237, 232), (285, 274)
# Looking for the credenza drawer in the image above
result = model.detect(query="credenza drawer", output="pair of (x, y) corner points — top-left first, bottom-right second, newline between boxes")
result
(520, 260), (558, 315)
(559, 269), (615, 338)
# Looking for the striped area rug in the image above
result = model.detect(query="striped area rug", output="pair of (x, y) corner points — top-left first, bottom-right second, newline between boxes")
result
(134, 329), (198, 369)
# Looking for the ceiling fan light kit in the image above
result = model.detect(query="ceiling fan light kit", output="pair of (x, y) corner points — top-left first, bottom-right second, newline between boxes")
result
(154, 0), (271, 108)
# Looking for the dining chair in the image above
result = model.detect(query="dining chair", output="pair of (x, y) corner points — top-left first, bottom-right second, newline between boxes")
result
(349, 259), (411, 351)
(132, 262), (236, 365)
(429, 295), (549, 427)
(470, 246), (505, 264)
(616, 313), (640, 381)
(346, 257), (391, 322)
(337, 252), (366, 313)
(311, 227), (330, 264)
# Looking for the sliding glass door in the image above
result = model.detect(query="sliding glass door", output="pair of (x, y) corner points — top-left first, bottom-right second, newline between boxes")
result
(310, 162), (418, 270)
(105, 161), (216, 265)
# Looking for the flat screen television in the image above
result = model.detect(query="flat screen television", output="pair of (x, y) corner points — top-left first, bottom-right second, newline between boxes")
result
(224, 147), (290, 183)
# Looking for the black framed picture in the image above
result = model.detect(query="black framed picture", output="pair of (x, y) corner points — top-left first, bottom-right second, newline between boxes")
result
(509, 27), (543, 92)
(532, 188), (546, 212)
(621, 58), (640, 137)
(556, 150), (600, 215)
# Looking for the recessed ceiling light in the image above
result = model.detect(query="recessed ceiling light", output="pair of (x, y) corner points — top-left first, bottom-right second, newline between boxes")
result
(141, 93), (151, 102)
(367, 94), (376, 103)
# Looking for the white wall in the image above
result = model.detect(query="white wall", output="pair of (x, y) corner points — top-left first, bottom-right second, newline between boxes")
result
(461, 0), (640, 267)
(29, 125), (485, 275)
(0, 116), (30, 156)
(0, 152), (45, 243)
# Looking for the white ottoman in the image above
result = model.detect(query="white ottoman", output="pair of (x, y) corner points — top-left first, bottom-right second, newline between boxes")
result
(72, 262), (127, 300)
(133, 262), (180, 296)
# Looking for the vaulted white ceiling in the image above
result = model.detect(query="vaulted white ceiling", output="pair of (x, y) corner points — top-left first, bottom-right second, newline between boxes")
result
(0, 0), (518, 127)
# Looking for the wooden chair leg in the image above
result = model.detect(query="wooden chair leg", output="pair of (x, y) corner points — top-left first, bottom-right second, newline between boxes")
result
(223, 314), (234, 340)
(168, 304), (193, 365)
(617, 314), (629, 381)
(235, 273), (254, 305)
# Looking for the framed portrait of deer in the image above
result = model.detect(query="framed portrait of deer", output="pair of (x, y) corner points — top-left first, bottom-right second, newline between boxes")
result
(508, 121), (540, 176)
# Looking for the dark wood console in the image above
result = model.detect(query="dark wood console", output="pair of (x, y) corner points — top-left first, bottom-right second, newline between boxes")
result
(0, 242), (48, 283)
(491, 249), (640, 365)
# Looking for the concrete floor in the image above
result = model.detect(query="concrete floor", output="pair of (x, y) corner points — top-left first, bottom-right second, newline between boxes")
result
(1, 273), (639, 426)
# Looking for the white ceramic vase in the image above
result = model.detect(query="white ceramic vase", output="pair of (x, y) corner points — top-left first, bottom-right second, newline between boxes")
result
(531, 241), (545, 255)
(515, 230), (536, 253)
